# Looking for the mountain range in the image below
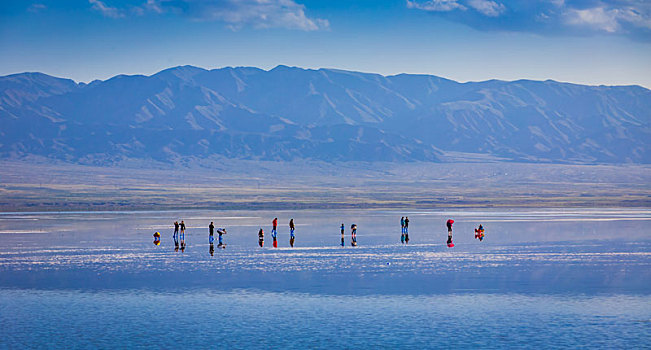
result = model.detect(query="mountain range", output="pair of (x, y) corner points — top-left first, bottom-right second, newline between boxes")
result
(1, 65), (649, 164)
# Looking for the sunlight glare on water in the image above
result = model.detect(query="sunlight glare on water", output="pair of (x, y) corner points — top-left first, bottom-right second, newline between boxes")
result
(0, 209), (650, 348)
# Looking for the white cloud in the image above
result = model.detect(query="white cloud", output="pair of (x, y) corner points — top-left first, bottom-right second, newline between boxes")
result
(565, 5), (651, 33)
(467, 0), (505, 17)
(89, 0), (124, 19)
(614, 6), (651, 29)
(200, 0), (328, 31)
(142, 0), (329, 31)
(406, 0), (466, 12)
(28, 3), (47, 13)
(406, 0), (504, 16)
(565, 7), (620, 32)
(406, 0), (651, 39)
(144, 0), (164, 14)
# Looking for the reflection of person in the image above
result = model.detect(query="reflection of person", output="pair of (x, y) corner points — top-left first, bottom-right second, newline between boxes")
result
(153, 231), (161, 246)
(446, 219), (454, 245)
(272, 218), (278, 248)
(289, 219), (295, 247)
(404, 217), (410, 244)
(351, 224), (357, 246)
(258, 228), (264, 248)
(475, 224), (485, 241)
(272, 218), (278, 236)
(174, 234), (179, 252)
(340, 223), (345, 247)
(209, 242), (214, 256)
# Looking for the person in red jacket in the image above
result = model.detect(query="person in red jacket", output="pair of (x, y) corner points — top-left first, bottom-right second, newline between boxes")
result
(272, 218), (278, 248)
(446, 219), (454, 246)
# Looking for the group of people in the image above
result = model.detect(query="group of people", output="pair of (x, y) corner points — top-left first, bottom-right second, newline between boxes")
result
(173, 220), (186, 252)
(258, 218), (296, 248)
(157, 217), (485, 251)
(339, 223), (358, 246)
(337, 223), (359, 247)
(399, 218), (483, 247)
(400, 217), (410, 244)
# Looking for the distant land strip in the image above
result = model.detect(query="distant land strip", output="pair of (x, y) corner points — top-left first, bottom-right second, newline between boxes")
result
(0, 161), (649, 211)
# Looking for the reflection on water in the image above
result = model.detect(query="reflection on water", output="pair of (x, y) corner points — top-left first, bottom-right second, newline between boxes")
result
(0, 289), (649, 349)
(0, 209), (649, 293)
(0, 209), (649, 347)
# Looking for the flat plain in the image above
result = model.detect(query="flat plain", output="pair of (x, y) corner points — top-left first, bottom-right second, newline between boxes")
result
(1, 160), (649, 211)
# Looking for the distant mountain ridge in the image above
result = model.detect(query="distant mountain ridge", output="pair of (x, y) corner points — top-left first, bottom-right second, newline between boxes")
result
(1, 66), (649, 164)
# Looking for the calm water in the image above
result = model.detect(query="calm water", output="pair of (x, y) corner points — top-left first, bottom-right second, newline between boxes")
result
(1, 208), (650, 349)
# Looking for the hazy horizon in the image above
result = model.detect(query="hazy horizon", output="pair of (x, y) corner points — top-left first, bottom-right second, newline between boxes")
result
(5, 63), (651, 89)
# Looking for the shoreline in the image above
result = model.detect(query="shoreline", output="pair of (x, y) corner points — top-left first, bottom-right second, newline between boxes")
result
(1, 202), (650, 213)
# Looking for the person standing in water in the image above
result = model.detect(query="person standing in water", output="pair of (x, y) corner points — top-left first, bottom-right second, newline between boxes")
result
(272, 218), (278, 248)
(217, 228), (227, 248)
(174, 221), (180, 239)
(340, 223), (345, 247)
(351, 224), (358, 246)
(446, 219), (454, 246)
(258, 228), (265, 248)
(400, 217), (405, 244)
(475, 224), (484, 241)
(209, 222), (215, 243)
(289, 219), (295, 247)
(178, 220), (186, 251)
(404, 217), (410, 244)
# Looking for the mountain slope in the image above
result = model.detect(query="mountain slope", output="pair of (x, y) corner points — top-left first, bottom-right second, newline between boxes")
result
(0, 66), (649, 164)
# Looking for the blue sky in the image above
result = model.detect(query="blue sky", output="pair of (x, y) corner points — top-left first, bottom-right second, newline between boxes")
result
(1, 0), (650, 87)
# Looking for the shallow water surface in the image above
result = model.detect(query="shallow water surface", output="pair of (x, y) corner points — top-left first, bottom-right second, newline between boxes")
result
(1, 208), (650, 348)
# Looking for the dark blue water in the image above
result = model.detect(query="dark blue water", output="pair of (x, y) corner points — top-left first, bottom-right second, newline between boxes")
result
(1, 209), (650, 348)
